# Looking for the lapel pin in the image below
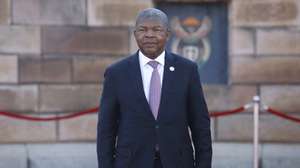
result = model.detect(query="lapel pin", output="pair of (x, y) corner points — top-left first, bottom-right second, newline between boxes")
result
(169, 66), (175, 72)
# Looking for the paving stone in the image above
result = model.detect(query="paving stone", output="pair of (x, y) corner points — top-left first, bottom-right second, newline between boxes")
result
(262, 144), (300, 168)
(0, 145), (27, 168)
(212, 143), (252, 168)
(0, 143), (299, 168)
(213, 143), (300, 168)
(28, 143), (97, 168)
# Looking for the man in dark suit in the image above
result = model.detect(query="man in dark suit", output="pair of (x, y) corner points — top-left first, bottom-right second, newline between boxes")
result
(97, 8), (212, 168)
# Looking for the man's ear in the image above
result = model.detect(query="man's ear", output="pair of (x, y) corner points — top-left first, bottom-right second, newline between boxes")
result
(133, 29), (138, 39)
(166, 29), (171, 40)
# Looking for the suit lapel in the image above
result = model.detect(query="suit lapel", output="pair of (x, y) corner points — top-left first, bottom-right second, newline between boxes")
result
(128, 51), (177, 122)
(128, 53), (155, 121)
(157, 52), (176, 121)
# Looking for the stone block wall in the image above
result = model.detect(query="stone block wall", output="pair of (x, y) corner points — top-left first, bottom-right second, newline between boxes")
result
(226, 0), (300, 142)
(0, 0), (299, 144)
(0, 0), (152, 143)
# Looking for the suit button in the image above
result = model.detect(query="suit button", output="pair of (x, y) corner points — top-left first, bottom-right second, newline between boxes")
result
(155, 125), (159, 129)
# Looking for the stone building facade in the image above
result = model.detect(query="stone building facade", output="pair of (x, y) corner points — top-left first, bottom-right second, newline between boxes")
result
(0, 0), (299, 145)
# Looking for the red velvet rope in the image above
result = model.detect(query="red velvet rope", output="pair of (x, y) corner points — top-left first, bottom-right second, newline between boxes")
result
(0, 106), (246, 121)
(1, 105), (299, 124)
(266, 107), (300, 123)
(0, 107), (98, 122)
(209, 106), (245, 117)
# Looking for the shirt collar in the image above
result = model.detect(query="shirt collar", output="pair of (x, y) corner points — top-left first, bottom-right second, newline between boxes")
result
(139, 50), (165, 67)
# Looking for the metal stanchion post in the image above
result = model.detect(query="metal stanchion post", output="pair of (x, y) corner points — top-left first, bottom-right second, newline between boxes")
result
(253, 96), (260, 168)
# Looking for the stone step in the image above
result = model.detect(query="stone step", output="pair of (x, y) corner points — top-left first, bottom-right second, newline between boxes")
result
(0, 143), (299, 168)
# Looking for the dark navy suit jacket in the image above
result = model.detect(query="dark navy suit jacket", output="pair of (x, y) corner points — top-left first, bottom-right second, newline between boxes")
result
(97, 51), (212, 168)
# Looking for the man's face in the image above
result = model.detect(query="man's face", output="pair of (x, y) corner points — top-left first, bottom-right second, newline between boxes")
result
(134, 19), (169, 59)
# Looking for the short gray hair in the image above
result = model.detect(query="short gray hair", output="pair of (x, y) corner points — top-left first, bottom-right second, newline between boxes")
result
(135, 8), (169, 29)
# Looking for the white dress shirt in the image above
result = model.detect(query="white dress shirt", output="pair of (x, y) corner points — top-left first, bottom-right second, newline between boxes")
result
(138, 50), (165, 101)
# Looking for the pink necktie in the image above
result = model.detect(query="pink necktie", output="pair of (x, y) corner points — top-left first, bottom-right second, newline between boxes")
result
(148, 61), (161, 120)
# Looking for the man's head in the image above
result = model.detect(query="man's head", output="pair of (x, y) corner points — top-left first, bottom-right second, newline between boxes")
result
(134, 8), (170, 59)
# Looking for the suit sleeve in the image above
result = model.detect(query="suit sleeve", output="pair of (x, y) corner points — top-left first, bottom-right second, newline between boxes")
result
(97, 68), (120, 168)
(187, 63), (212, 168)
